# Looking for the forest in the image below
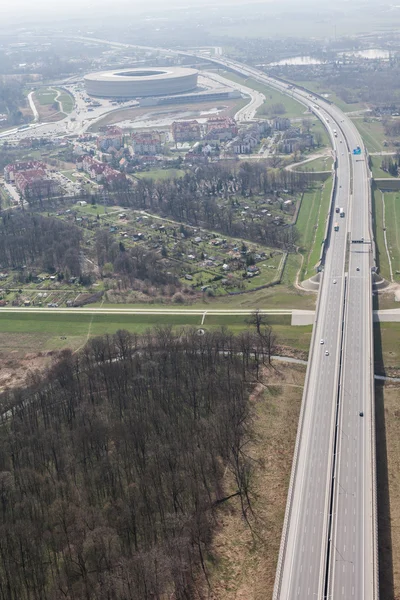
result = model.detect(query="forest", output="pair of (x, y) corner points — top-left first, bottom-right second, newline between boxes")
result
(0, 212), (82, 276)
(95, 230), (177, 288)
(0, 80), (27, 127)
(0, 327), (274, 599)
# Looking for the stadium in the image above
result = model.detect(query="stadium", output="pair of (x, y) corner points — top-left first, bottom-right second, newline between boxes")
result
(84, 67), (198, 99)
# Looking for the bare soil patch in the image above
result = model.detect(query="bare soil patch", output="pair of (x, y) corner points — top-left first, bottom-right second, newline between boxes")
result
(89, 99), (242, 132)
(34, 102), (64, 122)
(0, 333), (60, 392)
(208, 363), (305, 599)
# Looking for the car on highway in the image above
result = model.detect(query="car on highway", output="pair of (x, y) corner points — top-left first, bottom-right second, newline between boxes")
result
(356, 267), (360, 271)
(333, 279), (337, 284)
(325, 350), (329, 356)
(359, 411), (364, 417)
(320, 339), (324, 344)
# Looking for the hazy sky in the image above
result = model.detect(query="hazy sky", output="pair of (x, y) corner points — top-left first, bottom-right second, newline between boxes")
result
(1, 0), (322, 21)
(0, 0), (379, 27)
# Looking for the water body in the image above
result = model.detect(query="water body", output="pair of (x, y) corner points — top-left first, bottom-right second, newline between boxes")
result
(340, 48), (391, 60)
(268, 56), (324, 66)
(267, 48), (393, 66)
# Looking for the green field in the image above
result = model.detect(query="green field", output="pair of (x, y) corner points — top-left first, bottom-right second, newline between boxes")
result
(370, 156), (393, 179)
(57, 92), (74, 113)
(352, 118), (386, 153)
(286, 79), (367, 113)
(296, 156), (333, 172)
(313, 120), (331, 149)
(383, 192), (400, 281)
(372, 189), (391, 282)
(135, 168), (185, 181)
(296, 178), (333, 279)
(0, 311), (312, 356)
(34, 88), (57, 106)
(220, 71), (307, 119)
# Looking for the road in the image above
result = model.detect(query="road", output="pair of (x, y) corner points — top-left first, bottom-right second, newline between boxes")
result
(204, 71), (265, 122)
(0, 307), (291, 316)
(195, 56), (377, 600)
(27, 91), (39, 122)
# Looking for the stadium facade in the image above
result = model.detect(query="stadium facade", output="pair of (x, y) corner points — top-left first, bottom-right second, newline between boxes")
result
(84, 67), (198, 99)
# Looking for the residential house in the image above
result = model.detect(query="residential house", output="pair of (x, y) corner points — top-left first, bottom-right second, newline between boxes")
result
(14, 169), (59, 198)
(4, 160), (47, 183)
(205, 116), (237, 141)
(132, 131), (162, 155)
(172, 120), (201, 142)
(97, 126), (124, 152)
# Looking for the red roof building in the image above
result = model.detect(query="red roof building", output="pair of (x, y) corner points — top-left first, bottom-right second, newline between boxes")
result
(205, 117), (237, 141)
(132, 131), (162, 155)
(4, 160), (47, 183)
(171, 120), (201, 142)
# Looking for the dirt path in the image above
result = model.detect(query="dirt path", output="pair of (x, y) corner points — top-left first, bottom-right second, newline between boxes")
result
(381, 192), (394, 282)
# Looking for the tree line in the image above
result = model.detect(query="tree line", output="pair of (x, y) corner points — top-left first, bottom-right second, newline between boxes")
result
(0, 327), (275, 599)
(0, 212), (82, 277)
(95, 229), (178, 289)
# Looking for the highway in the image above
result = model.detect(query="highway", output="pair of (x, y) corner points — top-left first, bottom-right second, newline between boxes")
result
(195, 57), (377, 599)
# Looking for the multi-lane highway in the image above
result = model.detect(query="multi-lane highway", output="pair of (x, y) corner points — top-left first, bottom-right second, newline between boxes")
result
(195, 57), (378, 599)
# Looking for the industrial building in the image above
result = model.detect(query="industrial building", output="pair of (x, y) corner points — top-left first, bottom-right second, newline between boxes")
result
(84, 67), (198, 99)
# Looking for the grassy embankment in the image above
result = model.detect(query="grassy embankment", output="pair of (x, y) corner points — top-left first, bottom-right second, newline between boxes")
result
(296, 177), (333, 281)
(57, 91), (74, 113)
(219, 70), (307, 119)
(372, 189), (400, 283)
(383, 192), (400, 281)
(370, 156), (393, 180)
(33, 87), (66, 121)
(295, 155), (333, 172)
(352, 118), (387, 153)
(372, 188), (391, 282)
(290, 79), (367, 113)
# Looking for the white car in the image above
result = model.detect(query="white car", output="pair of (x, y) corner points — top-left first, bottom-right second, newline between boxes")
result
(320, 339), (324, 344)
(333, 279), (337, 284)
(325, 350), (329, 356)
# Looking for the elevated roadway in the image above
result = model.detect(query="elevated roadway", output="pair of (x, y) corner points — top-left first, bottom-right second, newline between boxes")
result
(197, 56), (377, 600)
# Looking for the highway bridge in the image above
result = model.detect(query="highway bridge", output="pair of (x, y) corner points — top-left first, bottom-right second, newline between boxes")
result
(204, 57), (378, 600)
